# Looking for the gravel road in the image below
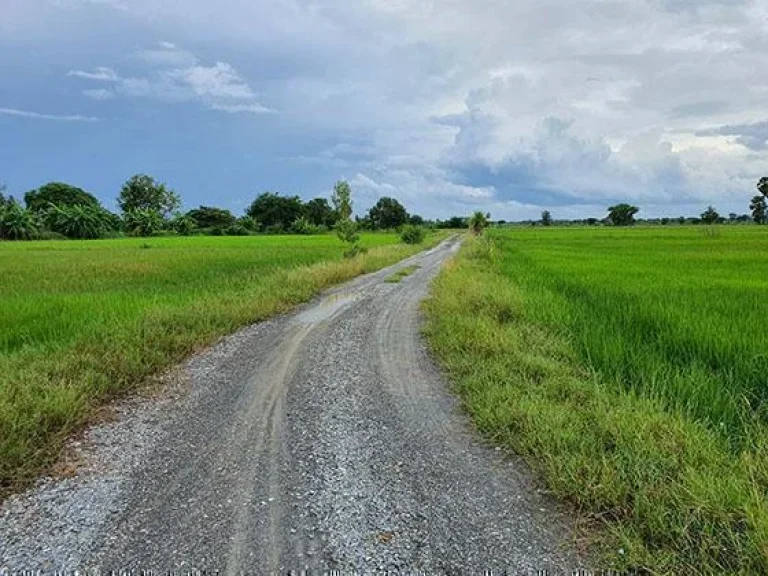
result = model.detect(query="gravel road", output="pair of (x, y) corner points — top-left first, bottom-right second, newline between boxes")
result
(1, 236), (579, 574)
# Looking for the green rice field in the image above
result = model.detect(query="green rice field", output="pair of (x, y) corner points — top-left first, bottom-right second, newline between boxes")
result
(0, 232), (440, 495)
(424, 226), (768, 573)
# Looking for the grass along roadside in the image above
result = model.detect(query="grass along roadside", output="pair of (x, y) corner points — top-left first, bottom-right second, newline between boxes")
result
(1, 232), (445, 497)
(385, 265), (420, 283)
(422, 230), (768, 573)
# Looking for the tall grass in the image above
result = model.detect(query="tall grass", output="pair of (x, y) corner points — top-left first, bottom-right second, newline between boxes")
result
(0, 233), (443, 495)
(424, 228), (768, 573)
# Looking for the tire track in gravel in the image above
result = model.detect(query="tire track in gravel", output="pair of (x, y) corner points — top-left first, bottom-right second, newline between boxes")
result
(1, 236), (581, 574)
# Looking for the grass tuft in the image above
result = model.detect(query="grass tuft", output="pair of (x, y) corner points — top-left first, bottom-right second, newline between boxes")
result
(385, 265), (420, 283)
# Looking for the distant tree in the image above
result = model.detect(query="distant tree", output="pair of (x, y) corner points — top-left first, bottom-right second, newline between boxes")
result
(185, 206), (236, 230)
(304, 198), (336, 227)
(607, 203), (639, 226)
(678, 216), (686, 225)
(25, 182), (100, 214)
(246, 192), (304, 232)
(118, 175), (180, 218)
(701, 205), (720, 225)
(750, 195), (767, 224)
(758, 177), (768, 198)
(0, 183), (7, 209)
(468, 211), (489, 235)
(409, 214), (425, 226)
(586, 217), (599, 226)
(439, 216), (466, 229)
(367, 197), (408, 229)
(541, 210), (552, 226)
(331, 180), (353, 221)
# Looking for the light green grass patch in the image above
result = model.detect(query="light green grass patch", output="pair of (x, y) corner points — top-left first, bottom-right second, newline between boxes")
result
(0, 232), (445, 495)
(424, 228), (768, 574)
(385, 265), (420, 283)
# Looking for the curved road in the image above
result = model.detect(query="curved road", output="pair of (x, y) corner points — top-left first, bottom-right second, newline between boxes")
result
(3, 237), (577, 573)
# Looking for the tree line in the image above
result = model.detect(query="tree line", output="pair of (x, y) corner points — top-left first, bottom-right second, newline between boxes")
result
(0, 175), (465, 241)
(532, 178), (768, 227)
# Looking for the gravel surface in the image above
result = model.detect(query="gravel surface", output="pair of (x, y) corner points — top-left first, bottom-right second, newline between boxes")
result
(1, 237), (580, 574)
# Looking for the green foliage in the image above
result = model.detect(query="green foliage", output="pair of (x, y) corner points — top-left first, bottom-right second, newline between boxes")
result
(400, 224), (425, 244)
(541, 210), (552, 226)
(424, 228), (768, 573)
(367, 196), (408, 229)
(409, 214), (424, 226)
(123, 209), (165, 237)
(0, 201), (40, 240)
(468, 211), (489, 235)
(24, 182), (99, 214)
(169, 213), (197, 236)
(750, 195), (767, 224)
(237, 215), (259, 231)
(246, 192), (304, 232)
(607, 203), (639, 226)
(331, 180), (352, 221)
(45, 203), (113, 239)
(292, 216), (323, 235)
(438, 216), (467, 229)
(185, 206), (236, 230)
(304, 197), (337, 227)
(118, 174), (180, 218)
(335, 219), (359, 245)
(701, 205), (720, 224)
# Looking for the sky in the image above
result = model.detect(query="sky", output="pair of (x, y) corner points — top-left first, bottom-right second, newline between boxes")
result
(1, 0), (767, 220)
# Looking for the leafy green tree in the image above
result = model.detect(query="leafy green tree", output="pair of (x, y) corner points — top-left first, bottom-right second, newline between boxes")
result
(750, 195), (767, 224)
(367, 197), (408, 229)
(409, 214), (425, 226)
(292, 216), (323, 235)
(123, 209), (165, 237)
(468, 211), (489, 235)
(701, 205), (720, 225)
(246, 192), (304, 232)
(331, 180), (352, 221)
(25, 182), (100, 214)
(0, 183), (8, 209)
(185, 206), (236, 230)
(0, 201), (40, 240)
(118, 175), (180, 218)
(607, 203), (639, 226)
(305, 198), (336, 227)
(758, 177), (768, 198)
(45, 204), (112, 239)
(170, 213), (197, 236)
(541, 210), (552, 226)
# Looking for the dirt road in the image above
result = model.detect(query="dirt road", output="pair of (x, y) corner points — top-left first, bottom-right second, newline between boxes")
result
(1, 237), (577, 573)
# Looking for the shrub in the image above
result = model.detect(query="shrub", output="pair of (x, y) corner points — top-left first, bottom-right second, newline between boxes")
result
(224, 224), (251, 236)
(400, 225), (425, 244)
(170, 214), (196, 236)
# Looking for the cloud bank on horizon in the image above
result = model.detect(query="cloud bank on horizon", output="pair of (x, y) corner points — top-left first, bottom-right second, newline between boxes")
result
(1, 0), (767, 219)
